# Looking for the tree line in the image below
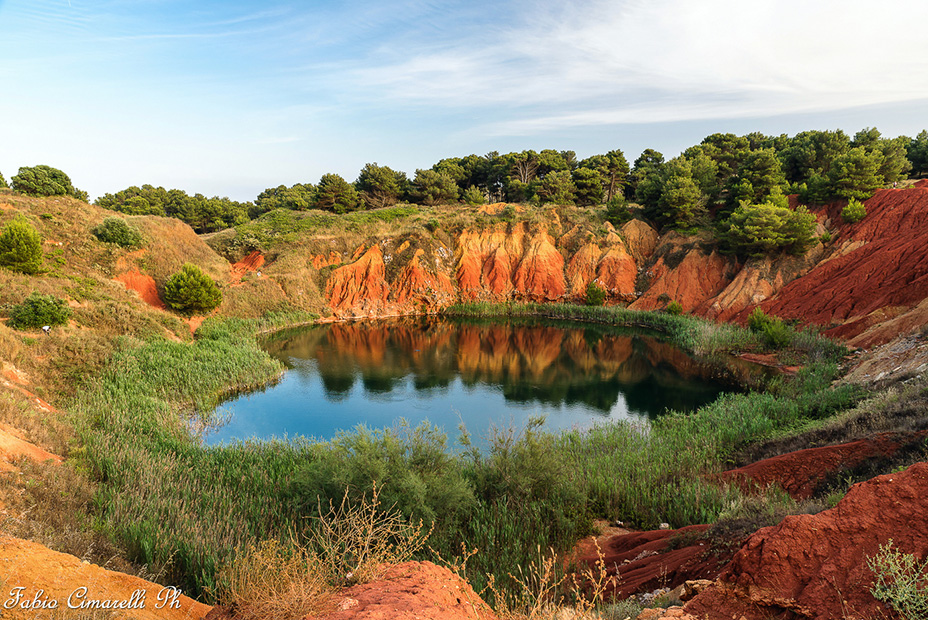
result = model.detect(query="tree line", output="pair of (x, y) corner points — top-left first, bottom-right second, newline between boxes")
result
(3, 128), (928, 237)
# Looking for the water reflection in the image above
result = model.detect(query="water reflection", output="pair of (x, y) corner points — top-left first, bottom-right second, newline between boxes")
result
(206, 317), (764, 446)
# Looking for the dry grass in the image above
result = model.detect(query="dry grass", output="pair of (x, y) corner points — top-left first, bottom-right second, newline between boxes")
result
(216, 484), (430, 620)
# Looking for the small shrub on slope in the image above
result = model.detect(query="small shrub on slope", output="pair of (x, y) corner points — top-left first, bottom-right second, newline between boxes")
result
(7, 292), (71, 329)
(162, 263), (223, 315)
(0, 215), (43, 274)
(841, 198), (867, 224)
(92, 217), (143, 248)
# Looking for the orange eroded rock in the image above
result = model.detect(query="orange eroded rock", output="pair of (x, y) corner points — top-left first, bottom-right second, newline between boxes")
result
(621, 219), (660, 261)
(512, 229), (566, 300)
(631, 248), (734, 313)
(685, 462), (928, 620)
(566, 242), (602, 296)
(0, 535), (211, 620)
(325, 246), (389, 315)
(312, 251), (344, 269)
(390, 249), (455, 308)
(0, 422), (62, 469)
(115, 269), (166, 309)
(305, 561), (498, 620)
(229, 250), (265, 284)
(596, 244), (637, 299)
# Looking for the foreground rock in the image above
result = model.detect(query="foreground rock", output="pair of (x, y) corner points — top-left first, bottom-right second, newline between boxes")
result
(0, 535), (210, 620)
(305, 561), (498, 620)
(685, 461), (928, 619)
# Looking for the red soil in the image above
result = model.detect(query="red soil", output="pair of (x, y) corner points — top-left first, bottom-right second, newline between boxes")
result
(115, 269), (166, 309)
(761, 188), (928, 344)
(686, 462), (928, 620)
(719, 431), (928, 500)
(574, 525), (733, 599)
(229, 250), (265, 284)
(305, 561), (498, 620)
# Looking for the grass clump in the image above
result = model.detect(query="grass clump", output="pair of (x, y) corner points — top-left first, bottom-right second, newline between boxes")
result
(92, 217), (143, 248)
(868, 540), (928, 620)
(7, 292), (72, 329)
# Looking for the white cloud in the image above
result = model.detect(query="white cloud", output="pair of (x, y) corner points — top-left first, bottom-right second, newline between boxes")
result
(345, 0), (928, 132)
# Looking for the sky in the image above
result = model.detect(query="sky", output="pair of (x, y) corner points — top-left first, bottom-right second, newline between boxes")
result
(1, 0), (927, 203)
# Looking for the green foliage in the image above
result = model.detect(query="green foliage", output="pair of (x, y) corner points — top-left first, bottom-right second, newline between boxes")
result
(356, 163), (407, 209)
(585, 281), (606, 306)
(841, 198), (867, 224)
(827, 147), (884, 201)
(96, 184), (252, 233)
(748, 307), (790, 349)
(867, 540), (928, 620)
(11, 164), (86, 199)
(7, 292), (72, 329)
(604, 195), (631, 226)
(665, 300), (683, 315)
(571, 166), (605, 206)
(0, 170), (7, 189)
(254, 183), (316, 214)
(907, 130), (928, 177)
(92, 217), (143, 248)
(409, 169), (459, 205)
(721, 202), (817, 257)
(461, 185), (486, 205)
(819, 230), (832, 244)
(315, 174), (361, 214)
(534, 170), (576, 205)
(0, 215), (43, 274)
(162, 263), (223, 315)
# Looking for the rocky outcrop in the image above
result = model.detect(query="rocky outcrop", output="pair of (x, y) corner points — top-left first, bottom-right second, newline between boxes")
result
(685, 462), (928, 620)
(305, 561), (498, 620)
(760, 187), (928, 344)
(325, 245), (390, 315)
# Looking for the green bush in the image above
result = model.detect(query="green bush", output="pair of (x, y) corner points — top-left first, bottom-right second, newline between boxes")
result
(819, 230), (832, 244)
(11, 164), (86, 199)
(163, 263), (223, 315)
(92, 217), (143, 248)
(665, 300), (683, 315)
(7, 292), (72, 329)
(748, 307), (790, 349)
(721, 202), (818, 257)
(867, 540), (928, 620)
(841, 198), (867, 224)
(0, 215), (43, 274)
(462, 185), (486, 205)
(585, 281), (606, 306)
(0, 171), (7, 189)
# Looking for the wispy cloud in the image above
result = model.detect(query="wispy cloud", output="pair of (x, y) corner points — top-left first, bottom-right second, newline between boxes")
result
(341, 0), (928, 133)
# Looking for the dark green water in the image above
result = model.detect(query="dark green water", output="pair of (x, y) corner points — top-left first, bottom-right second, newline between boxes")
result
(205, 317), (760, 447)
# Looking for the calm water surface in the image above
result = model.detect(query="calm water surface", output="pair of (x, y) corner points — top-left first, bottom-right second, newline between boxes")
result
(205, 317), (757, 447)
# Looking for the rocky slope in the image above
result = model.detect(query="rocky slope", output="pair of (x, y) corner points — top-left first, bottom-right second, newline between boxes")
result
(308, 188), (928, 352)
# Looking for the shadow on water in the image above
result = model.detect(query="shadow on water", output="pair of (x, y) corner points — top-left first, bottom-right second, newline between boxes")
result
(206, 316), (770, 447)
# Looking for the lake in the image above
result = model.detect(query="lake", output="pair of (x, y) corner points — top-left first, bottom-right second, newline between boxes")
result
(204, 316), (758, 448)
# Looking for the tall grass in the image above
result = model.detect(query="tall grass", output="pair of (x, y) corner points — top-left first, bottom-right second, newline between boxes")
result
(74, 305), (861, 604)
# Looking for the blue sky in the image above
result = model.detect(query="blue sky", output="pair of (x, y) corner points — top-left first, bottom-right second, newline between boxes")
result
(2, 0), (927, 202)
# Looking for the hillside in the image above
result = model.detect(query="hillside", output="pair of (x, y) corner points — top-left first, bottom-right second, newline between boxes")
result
(0, 188), (927, 619)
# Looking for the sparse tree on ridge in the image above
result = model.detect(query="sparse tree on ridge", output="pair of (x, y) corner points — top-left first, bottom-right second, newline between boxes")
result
(356, 163), (407, 209)
(409, 169), (459, 206)
(315, 173), (360, 213)
(11, 164), (87, 200)
(0, 171), (7, 189)
(906, 130), (928, 176)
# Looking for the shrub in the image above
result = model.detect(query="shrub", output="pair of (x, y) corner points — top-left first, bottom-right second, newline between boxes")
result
(867, 540), (928, 620)
(665, 300), (683, 315)
(11, 164), (86, 199)
(721, 202), (818, 257)
(7, 292), (72, 329)
(604, 195), (632, 226)
(462, 185), (486, 205)
(92, 217), (143, 248)
(0, 171), (7, 189)
(842, 198), (867, 224)
(585, 281), (606, 306)
(748, 307), (791, 350)
(162, 263), (223, 315)
(819, 230), (832, 244)
(0, 215), (43, 274)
